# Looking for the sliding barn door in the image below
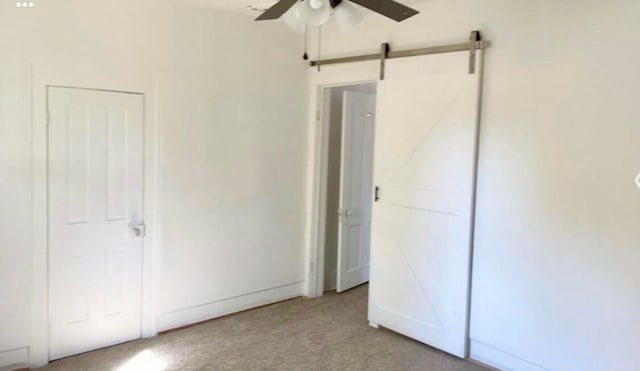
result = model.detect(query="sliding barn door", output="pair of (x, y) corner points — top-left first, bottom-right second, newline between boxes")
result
(368, 52), (482, 357)
(48, 87), (145, 360)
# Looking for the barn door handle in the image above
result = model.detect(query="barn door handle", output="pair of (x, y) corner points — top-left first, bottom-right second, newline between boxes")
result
(374, 186), (381, 202)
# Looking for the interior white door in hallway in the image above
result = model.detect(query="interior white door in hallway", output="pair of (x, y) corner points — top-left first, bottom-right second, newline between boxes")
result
(48, 87), (145, 360)
(336, 91), (376, 293)
(368, 52), (482, 357)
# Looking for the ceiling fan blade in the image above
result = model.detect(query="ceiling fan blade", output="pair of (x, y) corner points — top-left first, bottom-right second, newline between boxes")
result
(255, 0), (299, 21)
(349, 0), (418, 22)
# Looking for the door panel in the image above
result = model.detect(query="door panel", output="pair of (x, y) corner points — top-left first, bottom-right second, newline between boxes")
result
(48, 87), (144, 360)
(65, 105), (91, 224)
(105, 108), (129, 221)
(368, 52), (481, 357)
(336, 91), (376, 292)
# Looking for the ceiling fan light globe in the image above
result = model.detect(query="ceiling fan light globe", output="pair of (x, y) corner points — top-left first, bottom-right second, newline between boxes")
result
(309, 0), (323, 10)
(299, 0), (331, 26)
(282, 3), (306, 33)
(334, 0), (364, 33)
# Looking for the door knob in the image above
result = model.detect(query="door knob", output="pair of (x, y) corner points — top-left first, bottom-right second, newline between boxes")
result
(128, 224), (145, 238)
(337, 209), (351, 216)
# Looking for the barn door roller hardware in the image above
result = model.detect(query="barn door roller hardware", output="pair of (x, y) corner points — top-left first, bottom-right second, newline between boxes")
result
(468, 30), (480, 74)
(379, 43), (389, 80)
(310, 30), (490, 78)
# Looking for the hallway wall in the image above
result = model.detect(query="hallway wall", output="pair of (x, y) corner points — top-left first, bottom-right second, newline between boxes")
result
(323, 88), (344, 291)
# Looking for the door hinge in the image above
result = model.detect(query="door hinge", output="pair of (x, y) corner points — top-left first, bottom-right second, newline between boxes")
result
(374, 186), (381, 202)
(310, 261), (315, 273)
(316, 110), (321, 122)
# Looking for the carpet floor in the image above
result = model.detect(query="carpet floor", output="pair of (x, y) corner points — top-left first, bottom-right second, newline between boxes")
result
(39, 284), (487, 370)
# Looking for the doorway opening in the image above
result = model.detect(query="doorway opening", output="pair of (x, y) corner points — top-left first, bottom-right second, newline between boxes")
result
(320, 82), (377, 294)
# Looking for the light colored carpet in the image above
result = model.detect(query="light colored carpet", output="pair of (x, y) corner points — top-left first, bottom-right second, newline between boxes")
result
(39, 284), (487, 370)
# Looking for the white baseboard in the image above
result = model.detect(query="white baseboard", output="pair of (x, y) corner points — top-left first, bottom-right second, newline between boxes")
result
(157, 281), (304, 332)
(470, 340), (548, 371)
(0, 347), (29, 371)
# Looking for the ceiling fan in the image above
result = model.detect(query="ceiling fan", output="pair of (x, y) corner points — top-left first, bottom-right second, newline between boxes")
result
(255, 0), (419, 32)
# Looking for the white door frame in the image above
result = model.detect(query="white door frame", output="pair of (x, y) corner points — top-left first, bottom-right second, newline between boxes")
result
(29, 60), (161, 366)
(304, 61), (379, 298)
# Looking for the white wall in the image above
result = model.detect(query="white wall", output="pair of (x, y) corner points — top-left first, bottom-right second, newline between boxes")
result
(0, 44), (32, 369)
(308, 1), (640, 370)
(0, 0), (307, 367)
(154, 4), (307, 330)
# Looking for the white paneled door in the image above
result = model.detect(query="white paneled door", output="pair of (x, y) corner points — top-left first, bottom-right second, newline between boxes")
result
(368, 52), (482, 357)
(48, 87), (144, 360)
(337, 91), (376, 293)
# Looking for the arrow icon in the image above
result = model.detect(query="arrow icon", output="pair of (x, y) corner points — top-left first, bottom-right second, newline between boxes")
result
(636, 172), (640, 189)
